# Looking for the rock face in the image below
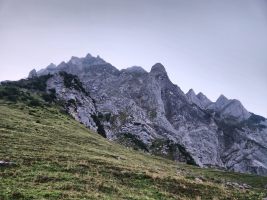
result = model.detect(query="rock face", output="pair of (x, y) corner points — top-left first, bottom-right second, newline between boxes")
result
(186, 89), (212, 109)
(28, 69), (37, 79)
(186, 91), (251, 121)
(46, 72), (97, 130)
(33, 54), (267, 176)
(207, 95), (251, 121)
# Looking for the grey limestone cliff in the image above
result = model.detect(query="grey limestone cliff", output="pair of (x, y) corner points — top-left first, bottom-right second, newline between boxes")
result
(30, 54), (267, 175)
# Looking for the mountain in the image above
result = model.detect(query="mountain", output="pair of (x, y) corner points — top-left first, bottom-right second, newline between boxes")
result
(186, 90), (251, 121)
(186, 89), (212, 109)
(18, 53), (267, 176)
(1, 85), (267, 199)
(206, 95), (251, 121)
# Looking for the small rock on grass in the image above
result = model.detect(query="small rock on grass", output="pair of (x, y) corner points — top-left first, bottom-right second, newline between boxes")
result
(0, 160), (16, 167)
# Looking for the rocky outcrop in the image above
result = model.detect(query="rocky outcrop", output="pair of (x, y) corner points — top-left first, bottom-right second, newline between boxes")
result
(32, 53), (267, 176)
(186, 89), (212, 109)
(46, 72), (100, 134)
(186, 91), (251, 121)
(206, 95), (251, 121)
(197, 92), (212, 108)
(28, 69), (37, 79)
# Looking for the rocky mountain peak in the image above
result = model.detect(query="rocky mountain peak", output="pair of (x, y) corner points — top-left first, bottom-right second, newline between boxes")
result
(57, 61), (67, 69)
(84, 54), (107, 65)
(197, 92), (212, 106)
(85, 53), (93, 59)
(69, 56), (82, 65)
(205, 94), (251, 121)
(197, 92), (208, 100)
(70, 56), (78, 60)
(150, 63), (167, 75)
(221, 99), (251, 120)
(35, 53), (110, 77)
(214, 94), (229, 109)
(186, 89), (212, 109)
(28, 69), (37, 79)
(186, 89), (196, 101)
(47, 63), (57, 69)
(186, 89), (201, 107)
(187, 89), (196, 96)
(121, 66), (147, 74)
(69, 54), (107, 66)
(216, 94), (228, 104)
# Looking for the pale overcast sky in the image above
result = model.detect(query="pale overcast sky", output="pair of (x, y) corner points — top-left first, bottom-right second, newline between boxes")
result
(0, 0), (266, 117)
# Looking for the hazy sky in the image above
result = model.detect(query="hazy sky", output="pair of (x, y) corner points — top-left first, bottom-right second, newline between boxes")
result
(0, 0), (267, 117)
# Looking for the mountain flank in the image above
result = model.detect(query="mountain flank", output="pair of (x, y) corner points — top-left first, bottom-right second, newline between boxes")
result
(0, 84), (267, 199)
(23, 53), (267, 176)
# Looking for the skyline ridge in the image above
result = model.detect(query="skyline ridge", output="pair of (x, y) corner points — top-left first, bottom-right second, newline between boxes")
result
(27, 52), (265, 118)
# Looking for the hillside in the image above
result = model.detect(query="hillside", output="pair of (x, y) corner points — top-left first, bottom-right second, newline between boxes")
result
(0, 87), (267, 199)
(28, 54), (267, 176)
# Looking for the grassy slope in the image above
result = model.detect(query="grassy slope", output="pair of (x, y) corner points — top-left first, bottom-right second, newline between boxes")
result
(0, 101), (267, 200)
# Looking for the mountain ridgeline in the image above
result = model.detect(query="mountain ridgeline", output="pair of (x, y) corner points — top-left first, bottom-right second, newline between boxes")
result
(14, 54), (267, 175)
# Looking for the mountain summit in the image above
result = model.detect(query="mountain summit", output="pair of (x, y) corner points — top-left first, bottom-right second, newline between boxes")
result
(28, 53), (267, 175)
(150, 63), (167, 74)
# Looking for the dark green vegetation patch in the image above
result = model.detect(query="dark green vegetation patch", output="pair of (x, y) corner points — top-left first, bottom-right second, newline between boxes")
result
(59, 71), (87, 94)
(151, 139), (197, 165)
